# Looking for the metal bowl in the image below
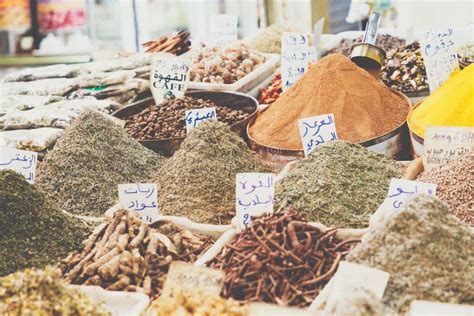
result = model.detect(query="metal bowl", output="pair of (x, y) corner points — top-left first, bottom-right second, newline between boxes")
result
(113, 90), (259, 156)
(246, 89), (412, 171)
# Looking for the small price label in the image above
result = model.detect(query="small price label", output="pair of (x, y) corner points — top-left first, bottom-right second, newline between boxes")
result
(0, 147), (37, 184)
(236, 173), (275, 229)
(424, 126), (473, 171)
(185, 107), (217, 133)
(150, 53), (190, 104)
(162, 261), (224, 297)
(409, 301), (474, 316)
(281, 32), (309, 91)
(118, 183), (158, 224)
(420, 28), (459, 93)
(298, 114), (337, 156)
(208, 14), (238, 47)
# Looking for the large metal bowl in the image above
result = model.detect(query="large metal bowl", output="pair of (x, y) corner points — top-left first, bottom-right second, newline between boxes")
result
(113, 90), (259, 156)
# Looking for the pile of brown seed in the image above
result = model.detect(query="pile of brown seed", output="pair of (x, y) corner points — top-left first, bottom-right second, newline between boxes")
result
(124, 96), (249, 140)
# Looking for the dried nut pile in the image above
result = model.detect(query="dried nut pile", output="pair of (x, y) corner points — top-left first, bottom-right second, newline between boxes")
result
(380, 42), (429, 93)
(190, 43), (266, 84)
(142, 30), (191, 55)
(144, 289), (247, 316)
(258, 72), (281, 104)
(124, 96), (249, 140)
(60, 210), (213, 299)
(0, 267), (110, 316)
(208, 209), (359, 307)
(323, 34), (405, 57)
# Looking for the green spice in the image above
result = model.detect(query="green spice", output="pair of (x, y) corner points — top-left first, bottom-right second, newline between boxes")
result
(0, 170), (88, 277)
(347, 195), (474, 314)
(36, 110), (163, 217)
(154, 120), (270, 224)
(0, 267), (110, 315)
(275, 141), (402, 228)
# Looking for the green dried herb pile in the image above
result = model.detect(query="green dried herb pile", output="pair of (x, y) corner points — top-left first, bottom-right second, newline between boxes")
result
(0, 170), (88, 277)
(347, 195), (474, 313)
(36, 110), (163, 217)
(0, 267), (110, 315)
(275, 141), (401, 228)
(154, 120), (270, 224)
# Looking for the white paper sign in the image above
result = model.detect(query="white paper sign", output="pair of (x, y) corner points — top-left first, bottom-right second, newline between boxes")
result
(313, 17), (325, 54)
(424, 126), (473, 171)
(281, 32), (309, 91)
(150, 53), (190, 104)
(325, 261), (390, 311)
(298, 114), (337, 156)
(409, 301), (474, 316)
(118, 183), (158, 224)
(420, 28), (460, 93)
(236, 173), (275, 228)
(208, 14), (238, 47)
(185, 107), (217, 133)
(0, 147), (37, 183)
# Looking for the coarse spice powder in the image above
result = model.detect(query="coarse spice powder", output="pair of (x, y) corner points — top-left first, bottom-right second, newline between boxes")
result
(36, 110), (163, 217)
(0, 170), (89, 277)
(249, 54), (409, 150)
(275, 141), (402, 228)
(347, 195), (474, 314)
(154, 120), (271, 224)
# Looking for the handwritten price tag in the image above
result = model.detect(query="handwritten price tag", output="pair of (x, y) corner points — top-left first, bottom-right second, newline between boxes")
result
(185, 107), (217, 133)
(162, 261), (224, 297)
(236, 173), (275, 229)
(420, 28), (460, 93)
(209, 14), (238, 47)
(118, 183), (158, 224)
(150, 53), (190, 104)
(424, 126), (473, 171)
(281, 32), (309, 91)
(298, 114), (337, 156)
(0, 147), (37, 183)
(409, 301), (474, 316)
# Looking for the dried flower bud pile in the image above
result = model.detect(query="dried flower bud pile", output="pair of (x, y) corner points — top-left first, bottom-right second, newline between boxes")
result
(142, 30), (191, 55)
(124, 96), (249, 140)
(208, 209), (359, 307)
(144, 289), (247, 316)
(190, 43), (265, 84)
(60, 210), (213, 299)
(323, 34), (405, 57)
(0, 267), (110, 316)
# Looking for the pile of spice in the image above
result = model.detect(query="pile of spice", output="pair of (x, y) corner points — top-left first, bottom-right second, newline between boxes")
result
(0, 170), (88, 277)
(208, 209), (358, 307)
(36, 110), (163, 217)
(189, 43), (265, 84)
(347, 195), (474, 314)
(380, 41), (429, 93)
(258, 71), (281, 104)
(458, 42), (474, 68)
(124, 96), (249, 140)
(275, 141), (402, 228)
(323, 34), (405, 57)
(418, 153), (473, 226)
(247, 24), (294, 54)
(155, 120), (270, 224)
(144, 289), (247, 316)
(60, 210), (213, 299)
(142, 30), (191, 55)
(0, 267), (110, 316)
(407, 64), (473, 138)
(248, 54), (409, 150)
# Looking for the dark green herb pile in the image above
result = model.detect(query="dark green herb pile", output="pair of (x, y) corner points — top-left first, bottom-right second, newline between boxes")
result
(154, 120), (270, 224)
(0, 170), (88, 277)
(36, 110), (163, 217)
(347, 195), (474, 313)
(275, 141), (401, 228)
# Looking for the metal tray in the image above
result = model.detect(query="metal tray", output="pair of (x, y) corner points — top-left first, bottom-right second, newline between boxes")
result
(113, 90), (258, 156)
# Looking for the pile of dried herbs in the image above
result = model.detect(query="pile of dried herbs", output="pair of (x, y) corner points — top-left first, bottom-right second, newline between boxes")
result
(0, 267), (110, 315)
(154, 120), (270, 224)
(0, 170), (88, 277)
(36, 110), (163, 217)
(347, 195), (474, 314)
(275, 141), (401, 228)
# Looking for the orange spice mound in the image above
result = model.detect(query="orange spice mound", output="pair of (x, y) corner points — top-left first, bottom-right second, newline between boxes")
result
(249, 54), (409, 150)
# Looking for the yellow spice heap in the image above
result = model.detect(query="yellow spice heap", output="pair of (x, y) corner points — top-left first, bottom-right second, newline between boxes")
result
(408, 64), (474, 138)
